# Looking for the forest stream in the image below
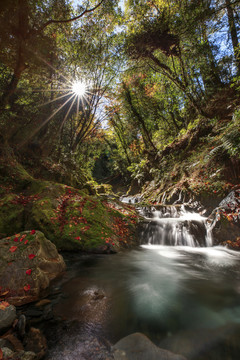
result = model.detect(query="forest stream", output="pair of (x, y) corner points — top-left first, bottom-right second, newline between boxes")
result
(39, 200), (240, 360)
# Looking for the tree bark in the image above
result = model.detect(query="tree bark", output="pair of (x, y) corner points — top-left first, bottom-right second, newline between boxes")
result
(123, 84), (157, 153)
(225, 0), (240, 73)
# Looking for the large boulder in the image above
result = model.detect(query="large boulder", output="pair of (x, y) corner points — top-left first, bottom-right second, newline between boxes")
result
(113, 333), (187, 360)
(207, 189), (240, 247)
(0, 231), (66, 305)
(0, 302), (16, 334)
(0, 181), (138, 253)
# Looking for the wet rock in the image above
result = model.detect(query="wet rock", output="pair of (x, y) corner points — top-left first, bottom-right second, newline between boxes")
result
(208, 189), (240, 246)
(19, 351), (37, 360)
(113, 333), (188, 360)
(24, 309), (43, 317)
(24, 327), (47, 359)
(42, 303), (53, 320)
(2, 333), (24, 351)
(0, 303), (16, 334)
(35, 299), (51, 307)
(16, 314), (27, 339)
(0, 231), (66, 306)
(2, 346), (14, 358)
(0, 337), (13, 349)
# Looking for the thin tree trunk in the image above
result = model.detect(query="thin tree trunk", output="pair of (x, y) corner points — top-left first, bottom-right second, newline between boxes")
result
(123, 84), (157, 153)
(225, 0), (240, 73)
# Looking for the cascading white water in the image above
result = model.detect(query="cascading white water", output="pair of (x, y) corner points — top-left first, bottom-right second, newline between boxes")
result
(138, 204), (213, 247)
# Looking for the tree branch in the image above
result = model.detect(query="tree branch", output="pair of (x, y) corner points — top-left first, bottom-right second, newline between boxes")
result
(39, 0), (105, 31)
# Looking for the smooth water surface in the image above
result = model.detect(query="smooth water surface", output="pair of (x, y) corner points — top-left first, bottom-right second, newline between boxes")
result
(46, 245), (240, 359)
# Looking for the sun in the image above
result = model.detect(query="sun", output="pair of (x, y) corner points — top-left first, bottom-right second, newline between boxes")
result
(72, 81), (86, 96)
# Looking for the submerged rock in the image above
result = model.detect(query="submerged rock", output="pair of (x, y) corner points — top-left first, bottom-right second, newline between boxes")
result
(113, 332), (187, 360)
(0, 231), (66, 306)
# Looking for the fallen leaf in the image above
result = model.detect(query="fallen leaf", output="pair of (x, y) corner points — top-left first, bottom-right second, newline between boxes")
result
(23, 284), (31, 291)
(26, 269), (32, 275)
(9, 246), (17, 253)
(28, 254), (36, 259)
(0, 301), (10, 310)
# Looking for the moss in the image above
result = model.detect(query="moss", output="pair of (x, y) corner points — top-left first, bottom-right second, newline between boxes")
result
(0, 194), (25, 237)
(20, 184), (138, 252)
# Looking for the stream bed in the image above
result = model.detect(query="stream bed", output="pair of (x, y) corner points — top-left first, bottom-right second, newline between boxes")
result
(43, 246), (240, 360)
(42, 203), (240, 360)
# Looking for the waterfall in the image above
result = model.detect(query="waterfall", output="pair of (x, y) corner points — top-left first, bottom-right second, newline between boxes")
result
(138, 204), (212, 247)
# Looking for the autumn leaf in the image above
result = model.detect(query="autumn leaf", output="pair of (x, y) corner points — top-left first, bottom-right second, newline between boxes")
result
(24, 239), (29, 245)
(30, 230), (36, 235)
(0, 301), (10, 310)
(28, 254), (36, 260)
(23, 284), (31, 291)
(20, 234), (27, 242)
(13, 237), (19, 242)
(9, 246), (17, 253)
(0, 290), (9, 297)
(26, 269), (32, 275)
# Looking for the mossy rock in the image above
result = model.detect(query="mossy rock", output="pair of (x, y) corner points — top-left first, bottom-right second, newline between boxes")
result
(26, 185), (138, 252)
(0, 231), (66, 306)
(0, 194), (25, 238)
(0, 150), (138, 253)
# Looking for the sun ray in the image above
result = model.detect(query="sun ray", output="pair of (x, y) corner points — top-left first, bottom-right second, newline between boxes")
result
(38, 92), (72, 107)
(77, 94), (80, 120)
(32, 50), (73, 85)
(19, 93), (76, 147)
(59, 94), (77, 133)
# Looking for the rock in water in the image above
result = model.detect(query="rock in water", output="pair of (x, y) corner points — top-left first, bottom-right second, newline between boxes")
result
(0, 231), (66, 306)
(207, 189), (240, 246)
(113, 333), (188, 360)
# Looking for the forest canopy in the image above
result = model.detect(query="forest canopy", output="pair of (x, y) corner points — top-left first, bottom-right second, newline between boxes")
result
(0, 0), (239, 184)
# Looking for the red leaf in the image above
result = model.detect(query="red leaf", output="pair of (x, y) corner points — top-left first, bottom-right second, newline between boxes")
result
(30, 230), (36, 235)
(26, 269), (32, 275)
(24, 239), (29, 245)
(9, 246), (17, 253)
(23, 284), (31, 291)
(20, 234), (27, 242)
(13, 237), (19, 242)
(28, 254), (36, 260)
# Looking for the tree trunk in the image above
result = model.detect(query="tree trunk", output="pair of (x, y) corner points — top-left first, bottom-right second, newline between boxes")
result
(225, 0), (240, 73)
(123, 84), (157, 153)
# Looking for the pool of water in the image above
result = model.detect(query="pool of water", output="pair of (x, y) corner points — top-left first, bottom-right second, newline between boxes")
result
(45, 245), (240, 359)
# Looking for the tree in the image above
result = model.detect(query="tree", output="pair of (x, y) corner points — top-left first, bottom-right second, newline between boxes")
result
(0, 0), (105, 109)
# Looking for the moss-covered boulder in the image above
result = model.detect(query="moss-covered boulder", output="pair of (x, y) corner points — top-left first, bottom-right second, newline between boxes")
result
(26, 185), (138, 252)
(0, 180), (138, 252)
(0, 231), (66, 306)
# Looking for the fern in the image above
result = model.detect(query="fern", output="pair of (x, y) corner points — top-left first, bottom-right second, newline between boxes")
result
(221, 128), (240, 157)
(206, 144), (225, 161)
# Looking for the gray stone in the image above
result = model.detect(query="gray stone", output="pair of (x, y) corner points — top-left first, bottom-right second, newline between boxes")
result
(2, 347), (14, 358)
(19, 351), (37, 360)
(16, 314), (27, 338)
(0, 338), (14, 350)
(113, 333), (187, 360)
(0, 304), (16, 333)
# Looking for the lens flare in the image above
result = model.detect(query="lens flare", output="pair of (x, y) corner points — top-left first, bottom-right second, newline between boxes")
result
(72, 81), (86, 96)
